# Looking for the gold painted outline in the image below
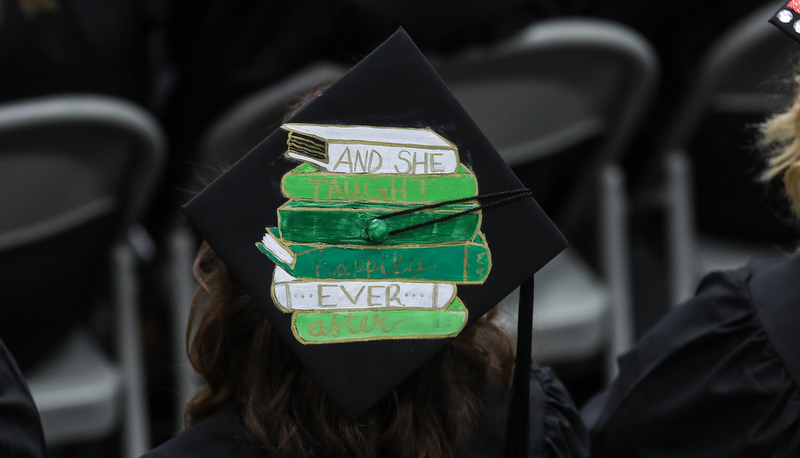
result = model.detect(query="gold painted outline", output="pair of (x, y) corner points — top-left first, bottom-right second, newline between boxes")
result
(270, 274), (459, 313)
(266, 227), (488, 251)
(288, 297), (469, 345)
(255, 234), (298, 269)
(257, 229), (492, 285)
(280, 164), (479, 202)
(259, 127), (492, 344)
(282, 125), (460, 174)
(277, 201), (478, 213)
(276, 201), (482, 243)
(281, 123), (459, 158)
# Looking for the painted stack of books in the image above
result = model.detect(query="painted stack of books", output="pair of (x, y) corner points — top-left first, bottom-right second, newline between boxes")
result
(256, 124), (492, 344)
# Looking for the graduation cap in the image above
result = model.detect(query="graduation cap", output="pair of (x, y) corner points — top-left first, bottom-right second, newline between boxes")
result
(770, 1), (800, 40)
(183, 29), (566, 455)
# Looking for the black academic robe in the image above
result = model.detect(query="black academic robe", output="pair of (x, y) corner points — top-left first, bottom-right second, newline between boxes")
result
(586, 256), (800, 457)
(0, 338), (46, 458)
(143, 366), (588, 458)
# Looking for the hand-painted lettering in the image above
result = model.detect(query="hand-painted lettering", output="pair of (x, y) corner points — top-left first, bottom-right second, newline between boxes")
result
(367, 149), (383, 173)
(307, 178), (328, 200)
(390, 177), (407, 201)
(328, 178), (343, 199)
(333, 147), (353, 172)
(411, 152), (428, 174)
(307, 312), (410, 339)
(317, 284), (337, 308)
(395, 150), (412, 173)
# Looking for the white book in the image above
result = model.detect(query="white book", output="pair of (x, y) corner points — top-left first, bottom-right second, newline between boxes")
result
(271, 266), (456, 311)
(282, 123), (459, 175)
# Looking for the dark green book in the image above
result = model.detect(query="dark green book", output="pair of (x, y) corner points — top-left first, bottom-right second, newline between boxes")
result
(280, 163), (478, 203)
(256, 228), (491, 284)
(278, 200), (481, 245)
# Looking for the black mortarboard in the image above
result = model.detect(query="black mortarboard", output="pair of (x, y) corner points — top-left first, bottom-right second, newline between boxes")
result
(770, 1), (800, 41)
(183, 29), (566, 431)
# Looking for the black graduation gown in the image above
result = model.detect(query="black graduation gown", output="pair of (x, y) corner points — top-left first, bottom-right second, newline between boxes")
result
(586, 256), (800, 457)
(0, 338), (46, 458)
(143, 366), (588, 458)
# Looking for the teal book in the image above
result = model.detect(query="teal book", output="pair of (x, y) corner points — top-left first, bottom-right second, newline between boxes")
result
(256, 228), (491, 284)
(280, 163), (478, 203)
(278, 200), (481, 245)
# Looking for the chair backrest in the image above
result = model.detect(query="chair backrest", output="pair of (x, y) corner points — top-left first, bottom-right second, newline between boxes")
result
(198, 62), (348, 171)
(430, 18), (658, 230)
(0, 95), (165, 367)
(664, 1), (794, 151)
(0, 95), (165, 245)
(661, 1), (798, 244)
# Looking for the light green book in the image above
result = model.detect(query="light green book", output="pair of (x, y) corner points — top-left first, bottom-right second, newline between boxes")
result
(256, 228), (491, 284)
(291, 297), (467, 343)
(277, 200), (480, 245)
(280, 163), (478, 203)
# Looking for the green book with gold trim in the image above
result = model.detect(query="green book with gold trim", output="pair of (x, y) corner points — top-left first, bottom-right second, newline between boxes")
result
(257, 228), (491, 283)
(291, 298), (467, 344)
(277, 200), (480, 245)
(281, 163), (478, 203)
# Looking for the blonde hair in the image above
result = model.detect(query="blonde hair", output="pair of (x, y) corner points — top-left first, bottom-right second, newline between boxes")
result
(760, 75), (800, 220)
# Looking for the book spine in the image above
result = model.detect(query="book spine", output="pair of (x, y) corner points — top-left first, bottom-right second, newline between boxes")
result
(290, 298), (468, 344)
(277, 204), (480, 245)
(257, 229), (492, 283)
(288, 143), (458, 175)
(282, 172), (478, 203)
(272, 276), (456, 311)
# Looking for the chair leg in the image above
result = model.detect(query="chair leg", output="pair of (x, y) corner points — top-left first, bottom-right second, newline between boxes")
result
(113, 242), (151, 458)
(664, 150), (697, 306)
(168, 227), (200, 431)
(600, 164), (633, 384)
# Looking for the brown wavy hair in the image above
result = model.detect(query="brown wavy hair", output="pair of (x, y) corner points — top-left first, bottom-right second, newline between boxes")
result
(185, 241), (515, 458)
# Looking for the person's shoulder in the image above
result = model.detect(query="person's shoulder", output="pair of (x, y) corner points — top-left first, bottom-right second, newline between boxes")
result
(745, 255), (800, 388)
(696, 255), (798, 298)
(690, 255), (800, 328)
(745, 255), (800, 295)
(141, 405), (250, 458)
(693, 260), (754, 297)
(532, 366), (590, 458)
(471, 367), (589, 458)
(586, 255), (800, 457)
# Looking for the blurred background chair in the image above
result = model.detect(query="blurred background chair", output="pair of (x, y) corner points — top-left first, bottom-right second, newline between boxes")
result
(430, 18), (658, 383)
(166, 227), (198, 431)
(660, 1), (797, 305)
(168, 62), (349, 426)
(197, 62), (349, 173)
(0, 95), (166, 457)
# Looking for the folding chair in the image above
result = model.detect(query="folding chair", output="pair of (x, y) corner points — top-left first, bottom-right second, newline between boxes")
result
(431, 18), (658, 379)
(661, 1), (796, 305)
(198, 62), (348, 170)
(167, 62), (349, 427)
(0, 95), (166, 457)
